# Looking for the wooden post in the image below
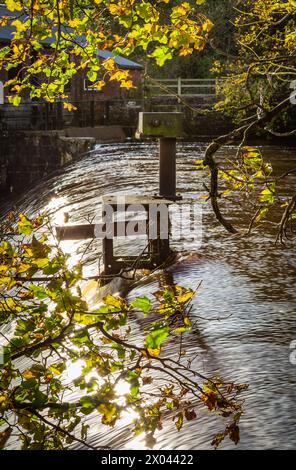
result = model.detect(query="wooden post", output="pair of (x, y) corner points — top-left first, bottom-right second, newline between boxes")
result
(159, 137), (176, 200)
(177, 77), (182, 103)
(102, 203), (117, 277)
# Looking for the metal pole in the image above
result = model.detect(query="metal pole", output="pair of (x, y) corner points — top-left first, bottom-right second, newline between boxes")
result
(159, 137), (176, 200)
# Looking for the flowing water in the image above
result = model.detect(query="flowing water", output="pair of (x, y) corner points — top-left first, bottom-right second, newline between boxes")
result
(1, 141), (296, 450)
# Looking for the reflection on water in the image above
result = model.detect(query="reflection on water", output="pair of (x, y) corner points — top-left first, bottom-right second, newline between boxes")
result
(1, 142), (296, 449)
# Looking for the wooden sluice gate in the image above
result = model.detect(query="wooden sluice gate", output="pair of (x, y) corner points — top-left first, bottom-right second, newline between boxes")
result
(56, 112), (184, 284)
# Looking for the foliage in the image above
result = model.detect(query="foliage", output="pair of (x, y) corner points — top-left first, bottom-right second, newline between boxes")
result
(0, 214), (247, 449)
(196, 145), (280, 229)
(198, 0), (296, 240)
(0, 0), (213, 105)
(147, 0), (236, 79)
(213, 0), (296, 125)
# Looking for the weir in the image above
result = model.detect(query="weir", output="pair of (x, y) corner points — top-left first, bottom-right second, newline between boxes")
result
(56, 112), (184, 283)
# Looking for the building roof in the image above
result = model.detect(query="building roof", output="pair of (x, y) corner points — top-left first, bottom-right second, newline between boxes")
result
(0, 4), (143, 70)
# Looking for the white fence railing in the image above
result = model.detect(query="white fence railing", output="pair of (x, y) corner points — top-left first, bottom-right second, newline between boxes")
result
(147, 78), (217, 98)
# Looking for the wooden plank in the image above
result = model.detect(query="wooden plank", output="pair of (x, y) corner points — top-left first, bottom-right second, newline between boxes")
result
(147, 77), (217, 98)
(102, 195), (175, 206)
(55, 224), (96, 240)
(56, 220), (148, 240)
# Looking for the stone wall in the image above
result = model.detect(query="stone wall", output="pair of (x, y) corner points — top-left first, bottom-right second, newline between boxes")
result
(0, 131), (95, 193)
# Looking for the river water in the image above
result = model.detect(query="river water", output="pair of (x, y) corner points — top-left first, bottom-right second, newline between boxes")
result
(0, 141), (296, 450)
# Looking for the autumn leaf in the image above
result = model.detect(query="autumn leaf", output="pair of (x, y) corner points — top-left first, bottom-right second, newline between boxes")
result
(98, 403), (118, 425)
(22, 369), (35, 380)
(63, 102), (77, 111)
(6, 0), (22, 12)
(120, 80), (135, 89)
(177, 290), (193, 304)
(147, 347), (161, 357)
(174, 412), (184, 431)
(103, 57), (116, 71)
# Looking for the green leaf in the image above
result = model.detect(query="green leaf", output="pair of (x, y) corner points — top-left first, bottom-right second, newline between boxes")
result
(18, 214), (33, 235)
(73, 330), (90, 344)
(112, 342), (126, 359)
(174, 412), (184, 431)
(32, 390), (47, 407)
(131, 296), (152, 315)
(255, 207), (269, 223)
(29, 284), (48, 300)
(126, 371), (140, 397)
(145, 326), (169, 350)
(80, 396), (96, 414)
(149, 46), (173, 66)
(8, 94), (21, 106)
(87, 70), (97, 83)
(0, 346), (11, 367)
(259, 188), (275, 204)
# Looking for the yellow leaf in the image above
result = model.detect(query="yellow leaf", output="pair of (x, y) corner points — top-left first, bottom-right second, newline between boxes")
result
(34, 58), (44, 68)
(0, 396), (7, 404)
(147, 347), (161, 357)
(173, 3), (191, 16)
(48, 365), (62, 376)
(0, 16), (10, 27)
(103, 294), (123, 308)
(93, 80), (105, 90)
(18, 263), (31, 273)
(179, 47), (193, 56)
(203, 19), (214, 33)
(103, 57), (116, 71)
(110, 70), (129, 81)
(177, 291), (193, 304)
(11, 19), (26, 32)
(63, 102), (77, 111)
(34, 258), (49, 268)
(6, 0), (22, 12)
(109, 4), (120, 15)
(184, 316), (192, 327)
(120, 80), (135, 89)
(98, 403), (118, 425)
(22, 369), (35, 379)
(33, 333), (43, 340)
(68, 18), (81, 28)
